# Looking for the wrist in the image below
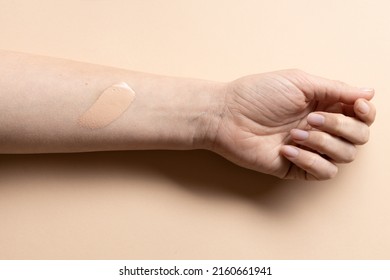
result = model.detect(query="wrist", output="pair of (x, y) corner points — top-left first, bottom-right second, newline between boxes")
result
(192, 80), (227, 150)
(120, 74), (226, 151)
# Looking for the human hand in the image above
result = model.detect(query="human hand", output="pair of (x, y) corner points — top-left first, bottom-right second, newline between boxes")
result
(210, 69), (376, 180)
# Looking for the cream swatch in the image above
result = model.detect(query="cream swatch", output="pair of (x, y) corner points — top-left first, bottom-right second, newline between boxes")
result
(78, 82), (135, 129)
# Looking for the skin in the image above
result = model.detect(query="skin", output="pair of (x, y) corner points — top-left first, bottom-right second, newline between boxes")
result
(0, 51), (376, 180)
(214, 70), (375, 180)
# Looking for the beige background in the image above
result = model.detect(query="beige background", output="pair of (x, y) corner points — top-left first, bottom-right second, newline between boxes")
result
(0, 0), (389, 259)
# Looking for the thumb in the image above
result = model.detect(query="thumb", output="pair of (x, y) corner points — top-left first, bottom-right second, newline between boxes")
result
(294, 70), (374, 104)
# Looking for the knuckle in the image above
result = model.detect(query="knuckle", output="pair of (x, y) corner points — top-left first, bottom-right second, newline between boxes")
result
(370, 106), (377, 124)
(333, 114), (344, 135)
(332, 79), (349, 92)
(357, 126), (370, 144)
(335, 79), (348, 87)
(301, 154), (317, 170)
(327, 166), (338, 179)
(343, 146), (357, 163)
(316, 133), (329, 151)
(319, 165), (338, 180)
(317, 166), (338, 181)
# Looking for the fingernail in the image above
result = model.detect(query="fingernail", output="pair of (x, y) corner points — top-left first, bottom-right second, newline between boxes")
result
(359, 87), (374, 92)
(307, 113), (325, 126)
(283, 146), (299, 158)
(357, 100), (369, 114)
(291, 129), (309, 140)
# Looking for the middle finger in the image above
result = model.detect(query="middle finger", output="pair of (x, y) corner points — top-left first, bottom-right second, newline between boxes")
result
(290, 129), (357, 163)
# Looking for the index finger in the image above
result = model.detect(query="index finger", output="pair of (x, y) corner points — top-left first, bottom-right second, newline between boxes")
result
(354, 98), (376, 126)
(293, 70), (375, 104)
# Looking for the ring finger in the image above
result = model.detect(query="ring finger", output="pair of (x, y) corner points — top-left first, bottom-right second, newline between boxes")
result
(290, 129), (357, 163)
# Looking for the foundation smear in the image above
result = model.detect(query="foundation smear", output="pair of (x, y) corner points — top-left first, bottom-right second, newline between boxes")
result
(78, 82), (135, 129)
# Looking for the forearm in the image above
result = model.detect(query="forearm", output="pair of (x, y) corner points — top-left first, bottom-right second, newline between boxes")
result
(0, 51), (224, 153)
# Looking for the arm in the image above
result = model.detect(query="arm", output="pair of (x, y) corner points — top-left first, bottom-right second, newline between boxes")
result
(0, 51), (376, 180)
(0, 50), (224, 153)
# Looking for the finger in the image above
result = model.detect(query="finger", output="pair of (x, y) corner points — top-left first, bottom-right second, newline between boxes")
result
(354, 98), (376, 126)
(290, 129), (357, 163)
(281, 145), (338, 180)
(294, 70), (375, 104)
(307, 112), (369, 145)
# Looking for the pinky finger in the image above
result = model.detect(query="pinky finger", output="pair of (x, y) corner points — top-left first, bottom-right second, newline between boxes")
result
(280, 145), (338, 180)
